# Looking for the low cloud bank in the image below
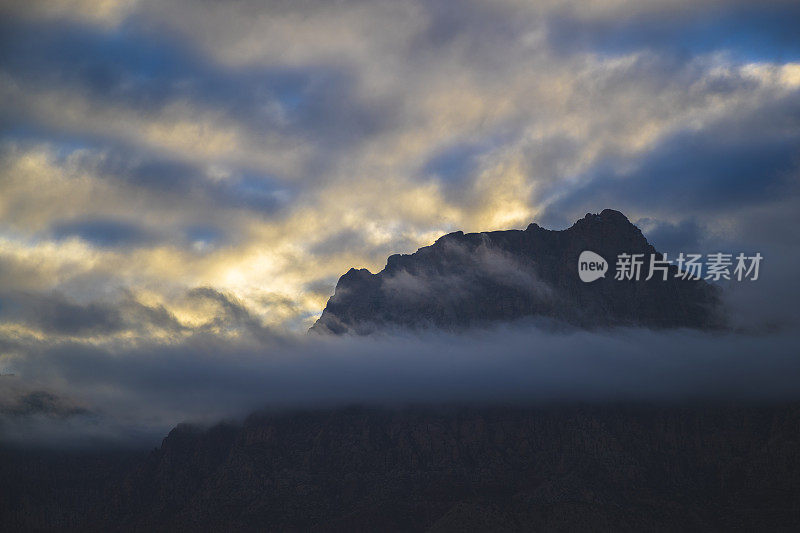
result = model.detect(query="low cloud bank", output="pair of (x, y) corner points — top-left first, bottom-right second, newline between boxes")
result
(2, 325), (799, 448)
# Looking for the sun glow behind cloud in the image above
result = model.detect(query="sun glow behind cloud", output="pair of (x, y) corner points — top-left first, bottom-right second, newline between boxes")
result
(0, 0), (798, 348)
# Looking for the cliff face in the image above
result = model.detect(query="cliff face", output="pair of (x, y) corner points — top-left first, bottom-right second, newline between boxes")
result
(4, 404), (800, 531)
(312, 210), (722, 334)
(3, 404), (792, 532)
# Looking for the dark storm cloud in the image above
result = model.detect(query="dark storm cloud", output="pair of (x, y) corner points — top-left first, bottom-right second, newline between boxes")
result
(421, 125), (523, 179)
(227, 173), (293, 213)
(0, 291), (182, 337)
(539, 92), (800, 228)
(408, 0), (527, 66)
(546, 2), (800, 61)
(0, 389), (89, 419)
(109, 151), (293, 215)
(51, 218), (156, 247)
(0, 291), (124, 335)
(113, 156), (199, 194)
(0, 15), (391, 156)
(0, 16), (260, 112)
(424, 141), (487, 185)
(634, 218), (703, 254)
(0, 287), (287, 342)
(7, 135), (295, 224)
(88, 144), (294, 215)
(0, 18), (188, 109)
(2, 326), (800, 447)
(0, 125), (201, 194)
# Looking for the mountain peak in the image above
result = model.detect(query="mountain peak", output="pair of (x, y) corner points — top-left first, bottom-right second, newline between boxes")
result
(599, 208), (629, 221)
(571, 209), (636, 231)
(311, 211), (722, 334)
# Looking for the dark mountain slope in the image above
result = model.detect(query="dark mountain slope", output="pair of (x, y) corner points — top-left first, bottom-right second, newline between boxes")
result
(311, 210), (722, 334)
(5, 404), (797, 532)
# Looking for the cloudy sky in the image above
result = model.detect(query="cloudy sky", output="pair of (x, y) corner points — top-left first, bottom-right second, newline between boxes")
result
(1, 0), (800, 413)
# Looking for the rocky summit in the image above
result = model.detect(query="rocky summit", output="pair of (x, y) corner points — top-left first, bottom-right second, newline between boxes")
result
(311, 209), (723, 334)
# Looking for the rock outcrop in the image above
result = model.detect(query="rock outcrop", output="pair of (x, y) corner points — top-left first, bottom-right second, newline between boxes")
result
(312, 209), (722, 334)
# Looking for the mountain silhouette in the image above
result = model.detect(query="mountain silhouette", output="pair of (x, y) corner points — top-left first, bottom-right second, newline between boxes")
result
(312, 209), (722, 334)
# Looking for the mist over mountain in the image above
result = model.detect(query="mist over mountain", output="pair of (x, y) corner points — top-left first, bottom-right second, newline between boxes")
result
(1, 213), (798, 529)
(312, 210), (723, 335)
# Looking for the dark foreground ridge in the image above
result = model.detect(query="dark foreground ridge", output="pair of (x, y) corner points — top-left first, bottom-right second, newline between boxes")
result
(311, 209), (722, 334)
(3, 404), (800, 531)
